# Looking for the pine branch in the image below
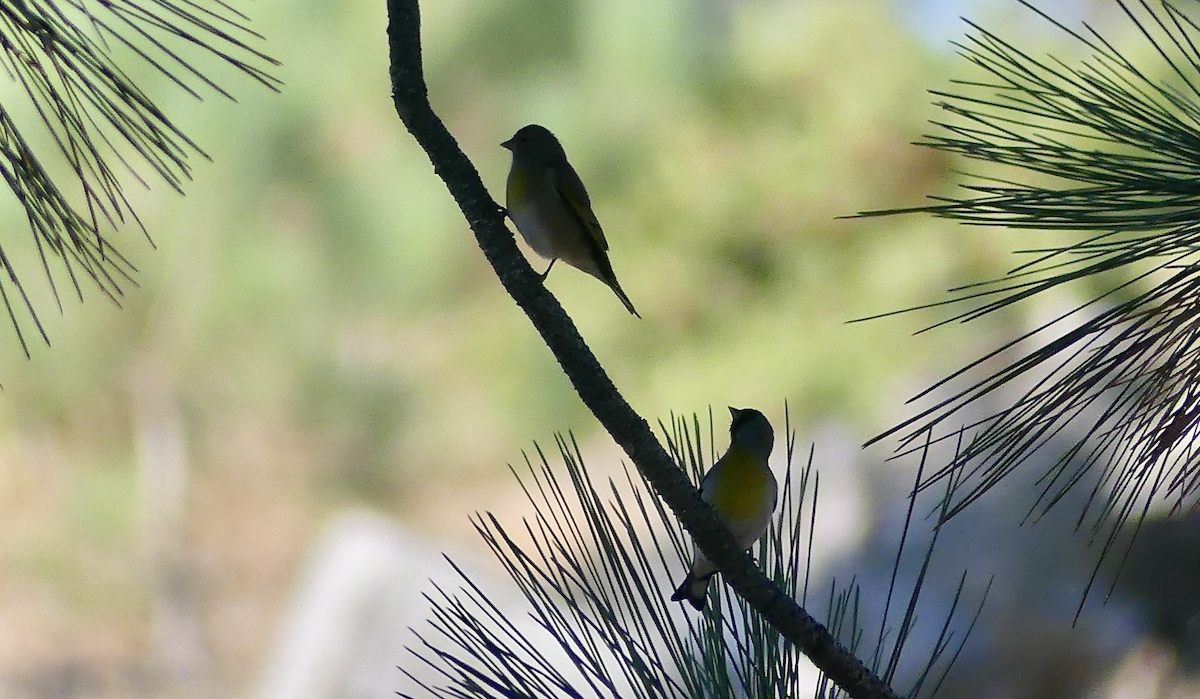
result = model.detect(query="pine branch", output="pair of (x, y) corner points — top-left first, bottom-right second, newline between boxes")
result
(856, 0), (1200, 588)
(0, 0), (280, 355)
(385, 2), (899, 698)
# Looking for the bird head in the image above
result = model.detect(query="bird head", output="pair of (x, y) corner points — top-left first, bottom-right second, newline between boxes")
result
(728, 407), (774, 462)
(502, 124), (566, 168)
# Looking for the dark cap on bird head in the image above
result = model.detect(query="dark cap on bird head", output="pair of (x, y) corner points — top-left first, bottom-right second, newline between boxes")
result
(501, 124), (562, 156)
(728, 406), (765, 431)
(727, 407), (773, 461)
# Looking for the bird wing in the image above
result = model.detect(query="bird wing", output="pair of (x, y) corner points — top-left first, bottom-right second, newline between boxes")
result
(554, 162), (610, 252)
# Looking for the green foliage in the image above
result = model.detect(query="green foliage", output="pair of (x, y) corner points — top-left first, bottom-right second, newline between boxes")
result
(0, 0), (981, 494)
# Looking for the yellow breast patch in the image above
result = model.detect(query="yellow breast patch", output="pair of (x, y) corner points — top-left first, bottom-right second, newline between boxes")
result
(705, 446), (772, 521)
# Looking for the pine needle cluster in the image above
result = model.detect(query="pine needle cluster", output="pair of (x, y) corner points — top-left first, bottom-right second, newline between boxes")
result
(0, 0), (278, 354)
(403, 414), (986, 699)
(861, 1), (1200, 589)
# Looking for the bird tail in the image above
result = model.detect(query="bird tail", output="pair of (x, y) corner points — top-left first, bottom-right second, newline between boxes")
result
(608, 279), (640, 318)
(670, 571), (712, 611)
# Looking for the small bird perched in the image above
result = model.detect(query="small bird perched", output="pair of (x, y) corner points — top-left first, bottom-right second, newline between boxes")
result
(672, 407), (777, 611)
(501, 124), (640, 317)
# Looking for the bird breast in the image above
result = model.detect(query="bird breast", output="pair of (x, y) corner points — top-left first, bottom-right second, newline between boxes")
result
(702, 447), (777, 547)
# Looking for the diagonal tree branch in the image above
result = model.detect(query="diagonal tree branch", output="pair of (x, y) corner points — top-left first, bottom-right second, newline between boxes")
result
(385, 2), (899, 698)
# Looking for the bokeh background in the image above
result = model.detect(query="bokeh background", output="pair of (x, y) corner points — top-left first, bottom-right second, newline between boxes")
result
(0, 0), (1190, 697)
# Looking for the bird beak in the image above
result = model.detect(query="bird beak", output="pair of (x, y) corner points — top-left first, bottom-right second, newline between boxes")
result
(728, 406), (741, 420)
(500, 137), (514, 151)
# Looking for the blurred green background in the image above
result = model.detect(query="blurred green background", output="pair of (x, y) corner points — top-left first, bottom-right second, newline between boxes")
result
(0, 0), (1052, 696)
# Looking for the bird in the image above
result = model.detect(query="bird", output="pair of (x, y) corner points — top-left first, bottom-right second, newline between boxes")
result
(501, 124), (640, 318)
(671, 407), (777, 611)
